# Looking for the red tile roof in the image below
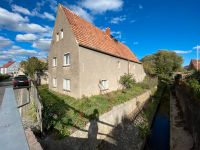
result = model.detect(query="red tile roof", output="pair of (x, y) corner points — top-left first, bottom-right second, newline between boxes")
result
(189, 59), (200, 70)
(61, 5), (140, 63)
(3, 61), (14, 68)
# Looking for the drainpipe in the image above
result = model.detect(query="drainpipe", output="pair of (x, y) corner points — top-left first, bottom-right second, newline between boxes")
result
(128, 60), (130, 74)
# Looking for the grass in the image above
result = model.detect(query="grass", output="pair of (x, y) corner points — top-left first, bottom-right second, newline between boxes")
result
(38, 78), (157, 138)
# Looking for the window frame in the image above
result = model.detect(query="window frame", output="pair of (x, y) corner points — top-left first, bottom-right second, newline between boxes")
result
(56, 32), (59, 42)
(101, 80), (109, 90)
(53, 78), (57, 88)
(52, 57), (57, 67)
(63, 53), (70, 66)
(60, 29), (64, 40)
(63, 79), (70, 91)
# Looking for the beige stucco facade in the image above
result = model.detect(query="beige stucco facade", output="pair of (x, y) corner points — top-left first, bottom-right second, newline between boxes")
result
(48, 5), (146, 98)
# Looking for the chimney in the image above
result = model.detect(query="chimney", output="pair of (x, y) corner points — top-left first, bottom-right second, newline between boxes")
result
(105, 27), (110, 36)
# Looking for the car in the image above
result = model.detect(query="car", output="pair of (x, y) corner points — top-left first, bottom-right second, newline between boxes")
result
(13, 75), (30, 88)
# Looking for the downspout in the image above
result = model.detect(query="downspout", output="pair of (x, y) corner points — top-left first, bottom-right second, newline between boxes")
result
(128, 60), (130, 74)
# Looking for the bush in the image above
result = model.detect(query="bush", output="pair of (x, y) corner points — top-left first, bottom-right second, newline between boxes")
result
(119, 74), (136, 89)
(187, 79), (200, 98)
(0, 74), (10, 81)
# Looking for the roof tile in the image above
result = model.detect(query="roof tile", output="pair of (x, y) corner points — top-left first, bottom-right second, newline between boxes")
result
(61, 5), (140, 63)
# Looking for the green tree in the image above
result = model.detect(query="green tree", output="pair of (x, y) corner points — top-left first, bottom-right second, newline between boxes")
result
(141, 50), (183, 77)
(20, 57), (48, 79)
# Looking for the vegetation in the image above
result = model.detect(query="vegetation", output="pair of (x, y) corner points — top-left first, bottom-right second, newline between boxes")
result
(0, 74), (10, 81)
(20, 57), (47, 79)
(141, 50), (183, 77)
(136, 81), (167, 139)
(119, 73), (136, 89)
(184, 71), (200, 99)
(38, 77), (157, 138)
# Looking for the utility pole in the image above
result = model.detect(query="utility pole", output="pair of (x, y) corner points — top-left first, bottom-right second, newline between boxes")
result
(197, 45), (199, 71)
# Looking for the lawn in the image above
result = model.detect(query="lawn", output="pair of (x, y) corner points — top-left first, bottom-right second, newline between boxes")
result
(38, 77), (157, 138)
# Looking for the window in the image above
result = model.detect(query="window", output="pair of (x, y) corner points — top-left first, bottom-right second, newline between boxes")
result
(53, 57), (57, 67)
(118, 61), (121, 69)
(101, 80), (109, 90)
(60, 29), (63, 39)
(63, 53), (70, 66)
(63, 79), (70, 91)
(53, 78), (57, 87)
(56, 33), (59, 42)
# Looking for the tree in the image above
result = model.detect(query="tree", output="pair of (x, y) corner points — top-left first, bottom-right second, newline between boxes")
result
(141, 50), (183, 77)
(20, 57), (48, 79)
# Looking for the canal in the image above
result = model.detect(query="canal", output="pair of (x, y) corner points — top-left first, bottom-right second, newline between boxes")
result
(144, 86), (170, 150)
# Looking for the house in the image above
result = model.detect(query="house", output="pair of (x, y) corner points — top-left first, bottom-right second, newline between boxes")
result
(0, 61), (19, 76)
(48, 4), (146, 98)
(188, 59), (200, 71)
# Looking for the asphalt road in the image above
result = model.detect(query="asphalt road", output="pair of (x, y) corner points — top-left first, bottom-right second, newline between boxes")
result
(0, 79), (13, 105)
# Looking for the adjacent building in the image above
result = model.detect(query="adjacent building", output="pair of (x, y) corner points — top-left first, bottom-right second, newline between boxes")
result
(48, 4), (146, 98)
(188, 59), (200, 71)
(0, 61), (19, 76)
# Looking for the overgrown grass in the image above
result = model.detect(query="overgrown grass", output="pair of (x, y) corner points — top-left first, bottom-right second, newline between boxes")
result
(38, 78), (157, 138)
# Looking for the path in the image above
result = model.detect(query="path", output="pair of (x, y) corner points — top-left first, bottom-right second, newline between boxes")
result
(170, 91), (194, 150)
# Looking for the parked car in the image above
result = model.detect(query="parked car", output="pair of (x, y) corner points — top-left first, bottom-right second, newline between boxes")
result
(13, 75), (30, 88)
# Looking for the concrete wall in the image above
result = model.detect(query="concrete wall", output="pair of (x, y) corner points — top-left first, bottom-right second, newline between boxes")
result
(79, 46), (146, 97)
(48, 5), (81, 98)
(69, 89), (152, 149)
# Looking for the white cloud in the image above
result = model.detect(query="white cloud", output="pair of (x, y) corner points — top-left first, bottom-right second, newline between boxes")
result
(0, 36), (13, 48)
(133, 42), (139, 45)
(32, 38), (51, 51)
(80, 0), (123, 13)
(0, 7), (49, 33)
(174, 50), (192, 54)
(110, 15), (126, 24)
(16, 34), (37, 41)
(43, 12), (55, 20)
(68, 5), (94, 23)
(12, 4), (31, 15)
(139, 4), (143, 9)
(193, 45), (200, 50)
(111, 31), (122, 39)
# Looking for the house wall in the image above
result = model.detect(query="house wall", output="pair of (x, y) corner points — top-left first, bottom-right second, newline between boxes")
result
(48, 5), (81, 98)
(7, 62), (19, 76)
(79, 46), (146, 97)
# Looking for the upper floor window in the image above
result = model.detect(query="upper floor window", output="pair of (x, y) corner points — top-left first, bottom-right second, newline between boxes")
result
(63, 79), (70, 91)
(53, 78), (57, 87)
(63, 53), (70, 66)
(53, 57), (57, 67)
(60, 29), (64, 39)
(56, 33), (59, 42)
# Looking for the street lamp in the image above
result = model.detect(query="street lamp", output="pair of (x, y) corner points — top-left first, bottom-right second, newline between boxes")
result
(197, 45), (199, 71)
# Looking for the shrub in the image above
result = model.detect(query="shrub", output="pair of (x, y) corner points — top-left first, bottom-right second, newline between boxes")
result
(0, 74), (10, 81)
(119, 74), (136, 89)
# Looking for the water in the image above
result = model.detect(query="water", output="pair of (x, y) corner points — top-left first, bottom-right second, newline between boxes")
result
(144, 88), (170, 150)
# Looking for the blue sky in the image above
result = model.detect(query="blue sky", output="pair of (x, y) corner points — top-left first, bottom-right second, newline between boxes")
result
(0, 0), (200, 66)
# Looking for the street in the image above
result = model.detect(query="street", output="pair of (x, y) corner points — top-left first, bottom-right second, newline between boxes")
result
(0, 79), (13, 105)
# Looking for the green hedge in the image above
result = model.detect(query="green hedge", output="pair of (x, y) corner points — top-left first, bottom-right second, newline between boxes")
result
(0, 74), (10, 81)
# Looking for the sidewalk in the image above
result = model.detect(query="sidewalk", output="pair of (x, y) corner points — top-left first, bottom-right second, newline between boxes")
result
(170, 92), (194, 150)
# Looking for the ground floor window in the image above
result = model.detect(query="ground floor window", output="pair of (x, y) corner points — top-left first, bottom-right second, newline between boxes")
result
(63, 79), (70, 91)
(53, 78), (57, 87)
(101, 80), (109, 90)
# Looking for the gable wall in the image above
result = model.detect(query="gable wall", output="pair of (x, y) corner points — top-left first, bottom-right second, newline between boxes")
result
(48, 5), (81, 98)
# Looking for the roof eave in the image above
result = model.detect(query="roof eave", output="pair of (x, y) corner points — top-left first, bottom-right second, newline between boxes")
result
(79, 43), (142, 64)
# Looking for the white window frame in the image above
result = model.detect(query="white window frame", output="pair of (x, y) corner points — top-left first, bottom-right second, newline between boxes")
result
(53, 78), (57, 87)
(53, 57), (57, 67)
(63, 53), (70, 66)
(63, 79), (70, 91)
(60, 29), (64, 39)
(56, 33), (59, 42)
(101, 80), (109, 90)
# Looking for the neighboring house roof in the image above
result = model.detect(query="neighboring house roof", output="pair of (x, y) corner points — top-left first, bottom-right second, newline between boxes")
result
(189, 59), (200, 70)
(61, 5), (140, 63)
(3, 61), (15, 68)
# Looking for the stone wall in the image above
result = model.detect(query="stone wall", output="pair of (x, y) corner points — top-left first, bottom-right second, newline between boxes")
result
(70, 90), (152, 149)
(175, 85), (200, 149)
